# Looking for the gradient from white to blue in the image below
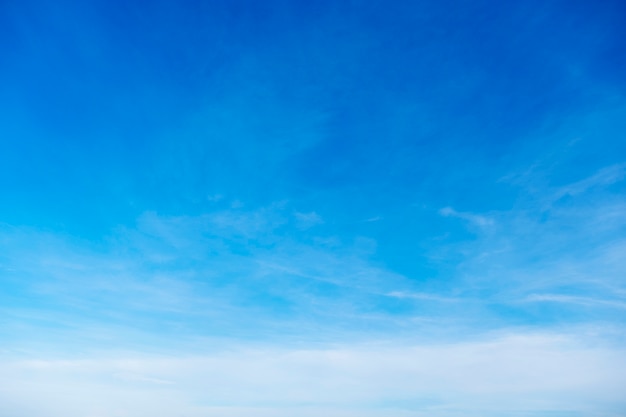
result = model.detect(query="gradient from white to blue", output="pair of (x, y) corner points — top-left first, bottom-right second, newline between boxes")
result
(1, 0), (626, 416)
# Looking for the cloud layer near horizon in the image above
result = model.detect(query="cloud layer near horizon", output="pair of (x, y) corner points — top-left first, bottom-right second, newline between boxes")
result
(2, 332), (626, 417)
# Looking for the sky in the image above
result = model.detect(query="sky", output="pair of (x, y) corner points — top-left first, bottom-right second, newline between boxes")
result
(1, 0), (626, 416)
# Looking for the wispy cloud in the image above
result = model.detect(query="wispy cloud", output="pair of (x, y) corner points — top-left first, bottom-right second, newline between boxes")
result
(385, 291), (460, 303)
(4, 167), (626, 352)
(1, 204), (434, 349)
(294, 211), (324, 229)
(423, 157), (626, 330)
(552, 163), (626, 199)
(439, 207), (494, 228)
(522, 294), (626, 310)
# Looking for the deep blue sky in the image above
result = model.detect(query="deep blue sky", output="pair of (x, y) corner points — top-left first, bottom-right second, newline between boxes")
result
(1, 0), (626, 415)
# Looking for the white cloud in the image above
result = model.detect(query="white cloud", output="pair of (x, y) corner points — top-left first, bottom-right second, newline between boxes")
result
(1, 332), (625, 417)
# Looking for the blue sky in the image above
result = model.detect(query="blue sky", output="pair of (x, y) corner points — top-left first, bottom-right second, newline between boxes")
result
(1, 0), (626, 416)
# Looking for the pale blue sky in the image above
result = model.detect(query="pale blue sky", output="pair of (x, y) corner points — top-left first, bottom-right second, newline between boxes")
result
(1, 0), (626, 415)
